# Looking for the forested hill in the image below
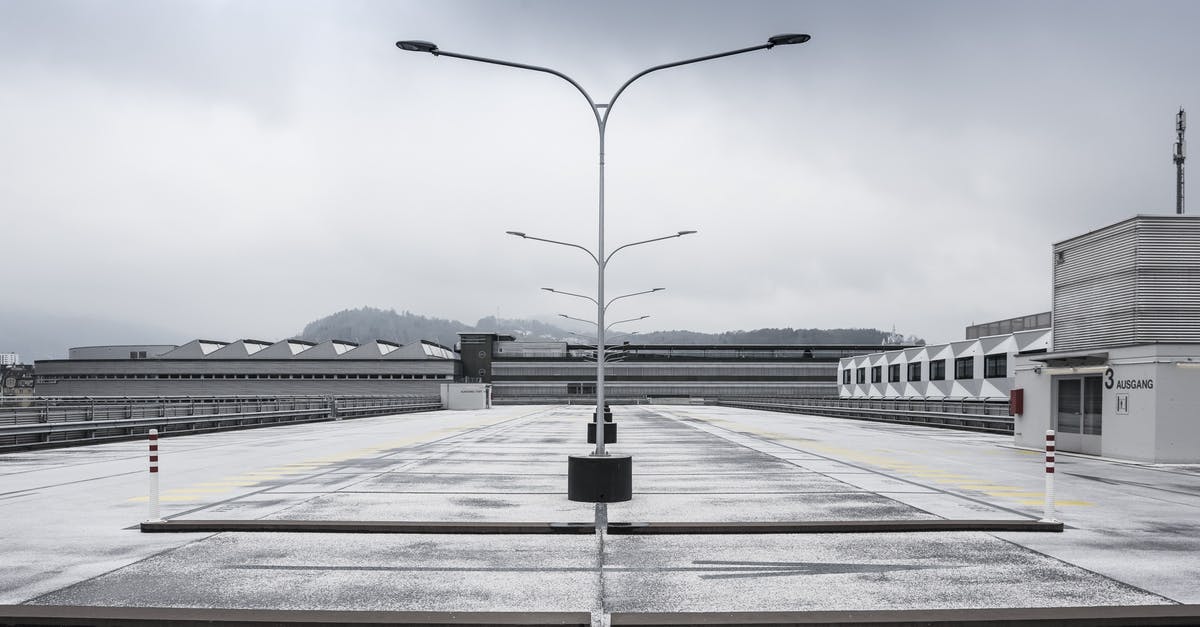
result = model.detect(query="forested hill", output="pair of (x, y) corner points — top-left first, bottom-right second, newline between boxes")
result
(296, 307), (923, 348)
(631, 328), (919, 345)
(298, 308), (472, 348)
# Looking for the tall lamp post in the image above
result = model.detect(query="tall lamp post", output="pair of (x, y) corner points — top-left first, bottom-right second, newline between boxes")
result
(396, 34), (810, 503)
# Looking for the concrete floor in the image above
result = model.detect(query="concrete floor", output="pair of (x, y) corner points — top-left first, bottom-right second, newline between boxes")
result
(3, 404), (1197, 616)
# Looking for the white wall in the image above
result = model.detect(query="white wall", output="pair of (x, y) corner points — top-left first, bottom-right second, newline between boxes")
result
(839, 329), (1049, 401)
(441, 383), (492, 410)
(1014, 344), (1200, 462)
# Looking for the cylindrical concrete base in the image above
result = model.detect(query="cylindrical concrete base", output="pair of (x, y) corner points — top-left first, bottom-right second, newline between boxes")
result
(567, 454), (632, 503)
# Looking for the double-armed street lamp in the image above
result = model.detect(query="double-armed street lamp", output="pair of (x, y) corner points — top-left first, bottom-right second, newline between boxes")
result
(396, 33), (810, 504)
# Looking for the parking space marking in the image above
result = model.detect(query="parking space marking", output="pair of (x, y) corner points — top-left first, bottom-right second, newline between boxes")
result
(682, 412), (1094, 509)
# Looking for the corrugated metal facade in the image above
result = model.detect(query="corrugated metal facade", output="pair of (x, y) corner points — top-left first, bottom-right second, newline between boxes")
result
(1053, 215), (1200, 351)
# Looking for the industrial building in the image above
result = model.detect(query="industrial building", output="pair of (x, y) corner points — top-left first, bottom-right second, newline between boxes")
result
(838, 313), (1051, 401)
(36, 333), (886, 402)
(1013, 215), (1200, 462)
(460, 332), (890, 402)
(36, 339), (461, 396)
(844, 214), (1200, 463)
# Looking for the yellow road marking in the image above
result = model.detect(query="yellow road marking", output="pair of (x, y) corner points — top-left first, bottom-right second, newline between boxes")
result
(125, 411), (523, 503)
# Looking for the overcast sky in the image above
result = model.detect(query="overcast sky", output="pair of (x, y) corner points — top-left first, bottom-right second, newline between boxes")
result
(2, 0), (1198, 350)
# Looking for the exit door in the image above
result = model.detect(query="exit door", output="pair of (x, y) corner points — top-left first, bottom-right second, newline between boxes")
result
(1054, 375), (1103, 455)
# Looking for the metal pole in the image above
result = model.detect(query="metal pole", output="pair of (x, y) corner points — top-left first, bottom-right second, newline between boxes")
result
(147, 428), (161, 522)
(1041, 429), (1057, 523)
(1176, 108), (1187, 214)
(595, 122), (607, 457)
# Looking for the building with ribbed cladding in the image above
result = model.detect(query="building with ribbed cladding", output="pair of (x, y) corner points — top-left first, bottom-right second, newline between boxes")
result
(36, 339), (460, 396)
(37, 335), (884, 401)
(459, 332), (888, 402)
(1014, 215), (1200, 462)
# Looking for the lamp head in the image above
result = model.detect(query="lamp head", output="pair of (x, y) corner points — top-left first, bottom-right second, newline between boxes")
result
(542, 287), (556, 292)
(505, 231), (527, 238)
(677, 230), (697, 236)
(767, 34), (811, 46)
(396, 40), (439, 53)
(652, 287), (666, 292)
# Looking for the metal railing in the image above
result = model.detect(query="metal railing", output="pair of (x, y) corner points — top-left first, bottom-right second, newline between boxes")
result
(715, 396), (1014, 434)
(0, 394), (442, 451)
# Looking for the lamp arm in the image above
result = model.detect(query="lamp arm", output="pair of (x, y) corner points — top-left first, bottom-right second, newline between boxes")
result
(434, 50), (603, 132)
(604, 234), (680, 266)
(604, 289), (661, 312)
(522, 235), (599, 265)
(602, 43), (773, 125)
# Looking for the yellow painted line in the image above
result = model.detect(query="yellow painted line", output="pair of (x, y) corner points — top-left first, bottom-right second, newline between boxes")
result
(126, 412), (530, 505)
(1013, 499), (1093, 507)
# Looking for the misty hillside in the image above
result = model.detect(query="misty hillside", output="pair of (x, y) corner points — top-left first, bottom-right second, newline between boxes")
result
(297, 307), (922, 349)
(632, 328), (919, 345)
(296, 308), (574, 347)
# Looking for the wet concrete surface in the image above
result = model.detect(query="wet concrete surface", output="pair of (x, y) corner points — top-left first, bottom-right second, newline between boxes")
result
(4, 404), (1196, 613)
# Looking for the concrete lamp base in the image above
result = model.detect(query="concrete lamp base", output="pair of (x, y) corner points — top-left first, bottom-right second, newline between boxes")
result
(567, 454), (632, 503)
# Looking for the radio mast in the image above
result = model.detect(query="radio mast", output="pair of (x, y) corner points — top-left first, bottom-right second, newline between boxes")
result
(1176, 108), (1186, 214)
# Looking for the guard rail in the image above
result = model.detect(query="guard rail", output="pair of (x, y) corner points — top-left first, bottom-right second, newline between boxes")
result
(0, 394), (442, 451)
(716, 397), (1014, 434)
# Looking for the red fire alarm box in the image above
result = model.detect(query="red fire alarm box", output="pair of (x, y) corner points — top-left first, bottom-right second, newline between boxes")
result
(1009, 388), (1024, 416)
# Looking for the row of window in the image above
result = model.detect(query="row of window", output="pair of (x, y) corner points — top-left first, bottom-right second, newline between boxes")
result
(842, 355), (1008, 385)
(496, 383), (833, 397)
(495, 364), (837, 376)
(38, 373), (452, 382)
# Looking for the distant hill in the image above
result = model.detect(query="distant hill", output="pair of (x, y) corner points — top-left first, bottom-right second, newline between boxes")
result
(633, 328), (919, 345)
(297, 307), (923, 349)
(298, 308), (475, 348)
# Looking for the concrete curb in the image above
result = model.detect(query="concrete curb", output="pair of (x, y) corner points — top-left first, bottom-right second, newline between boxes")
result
(0, 606), (590, 625)
(605, 520), (1065, 534)
(610, 605), (1200, 625)
(139, 520), (596, 534)
(140, 519), (1062, 534)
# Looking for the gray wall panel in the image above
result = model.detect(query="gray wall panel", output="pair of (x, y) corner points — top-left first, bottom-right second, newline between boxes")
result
(1054, 215), (1200, 351)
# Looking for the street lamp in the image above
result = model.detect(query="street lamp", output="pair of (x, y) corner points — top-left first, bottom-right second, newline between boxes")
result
(397, 34), (810, 503)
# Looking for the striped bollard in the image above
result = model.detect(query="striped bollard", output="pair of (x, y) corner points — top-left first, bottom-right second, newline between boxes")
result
(148, 428), (162, 522)
(1041, 429), (1057, 523)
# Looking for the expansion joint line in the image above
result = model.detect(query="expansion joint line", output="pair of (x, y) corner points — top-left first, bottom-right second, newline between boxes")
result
(592, 502), (610, 627)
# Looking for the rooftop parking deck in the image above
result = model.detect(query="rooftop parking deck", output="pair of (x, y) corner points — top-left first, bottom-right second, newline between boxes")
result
(2, 405), (1199, 623)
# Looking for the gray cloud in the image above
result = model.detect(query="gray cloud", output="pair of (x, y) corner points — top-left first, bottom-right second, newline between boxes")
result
(2, 0), (1198, 350)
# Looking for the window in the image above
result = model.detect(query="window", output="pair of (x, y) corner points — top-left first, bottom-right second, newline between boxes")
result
(984, 353), (1008, 378)
(870, 365), (882, 383)
(907, 362), (922, 382)
(842, 369), (851, 385)
(929, 359), (946, 381)
(954, 356), (974, 380)
(855, 367), (866, 384)
(888, 364), (901, 383)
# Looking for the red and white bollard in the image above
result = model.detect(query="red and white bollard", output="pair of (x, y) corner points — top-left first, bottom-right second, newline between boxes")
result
(147, 428), (162, 522)
(1041, 429), (1057, 523)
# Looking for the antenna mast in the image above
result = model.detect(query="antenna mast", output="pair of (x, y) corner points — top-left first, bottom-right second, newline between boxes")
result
(1176, 108), (1187, 214)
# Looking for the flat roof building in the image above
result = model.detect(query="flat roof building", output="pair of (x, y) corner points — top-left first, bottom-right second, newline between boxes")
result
(462, 332), (891, 402)
(36, 338), (461, 397)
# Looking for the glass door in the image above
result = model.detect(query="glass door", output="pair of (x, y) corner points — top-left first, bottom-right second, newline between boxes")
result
(1054, 375), (1103, 455)
(1055, 378), (1083, 453)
